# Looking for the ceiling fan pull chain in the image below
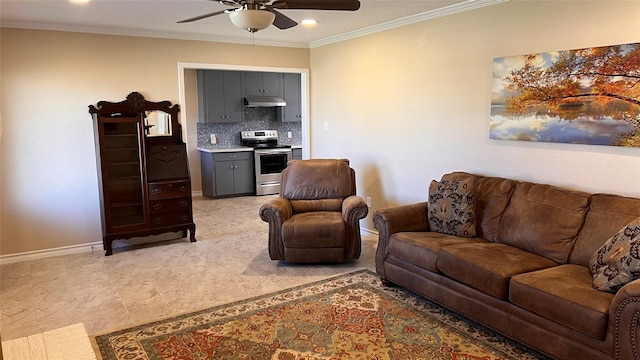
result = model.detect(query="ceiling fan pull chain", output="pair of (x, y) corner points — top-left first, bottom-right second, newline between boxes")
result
(251, 31), (256, 58)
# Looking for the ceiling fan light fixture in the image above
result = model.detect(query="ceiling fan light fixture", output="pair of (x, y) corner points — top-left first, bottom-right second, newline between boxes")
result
(229, 10), (275, 33)
(301, 19), (318, 27)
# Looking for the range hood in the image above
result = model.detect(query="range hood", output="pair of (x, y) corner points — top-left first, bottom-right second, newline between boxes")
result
(244, 96), (286, 107)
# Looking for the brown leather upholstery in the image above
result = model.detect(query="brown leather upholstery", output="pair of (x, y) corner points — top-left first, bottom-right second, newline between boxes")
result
(373, 171), (640, 360)
(259, 159), (368, 263)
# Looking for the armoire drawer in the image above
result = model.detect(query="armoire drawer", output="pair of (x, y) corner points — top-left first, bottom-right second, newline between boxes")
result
(148, 180), (191, 200)
(150, 211), (192, 228)
(149, 198), (191, 214)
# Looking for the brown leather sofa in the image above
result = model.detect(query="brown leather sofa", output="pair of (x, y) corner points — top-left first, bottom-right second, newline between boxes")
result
(260, 159), (368, 263)
(373, 171), (640, 360)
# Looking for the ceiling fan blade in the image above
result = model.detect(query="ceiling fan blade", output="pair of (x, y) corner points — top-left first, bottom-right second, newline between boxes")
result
(268, 9), (298, 30)
(177, 9), (229, 23)
(271, 0), (360, 11)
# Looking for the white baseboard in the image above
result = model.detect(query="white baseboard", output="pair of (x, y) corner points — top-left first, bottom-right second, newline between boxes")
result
(0, 227), (377, 266)
(0, 241), (103, 265)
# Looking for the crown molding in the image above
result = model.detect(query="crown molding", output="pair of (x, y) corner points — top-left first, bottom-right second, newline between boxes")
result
(0, 20), (310, 48)
(2, 0), (508, 49)
(309, 0), (509, 48)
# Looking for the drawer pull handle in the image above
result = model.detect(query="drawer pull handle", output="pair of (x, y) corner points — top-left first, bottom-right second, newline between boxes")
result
(179, 201), (189, 207)
(153, 203), (163, 210)
(152, 189), (161, 195)
(179, 186), (188, 192)
(153, 218), (162, 225)
(180, 215), (189, 221)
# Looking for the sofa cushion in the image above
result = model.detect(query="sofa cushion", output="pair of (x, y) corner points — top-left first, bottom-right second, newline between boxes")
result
(388, 232), (487, 272)
(442, 172), (516, 242)
(437, 243), (557, 299)
(570, 194), (640, 266)
(428, 178), (476, 237)
(589, 216), (640, 293)
(510, 264), (614, 340)
(496, 182), (590, 264)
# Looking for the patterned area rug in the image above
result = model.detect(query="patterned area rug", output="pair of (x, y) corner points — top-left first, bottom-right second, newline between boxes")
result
(94, 269), (548, 359)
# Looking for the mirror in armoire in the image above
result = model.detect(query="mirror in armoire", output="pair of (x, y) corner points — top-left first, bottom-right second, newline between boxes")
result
(145, 110), (172, 137)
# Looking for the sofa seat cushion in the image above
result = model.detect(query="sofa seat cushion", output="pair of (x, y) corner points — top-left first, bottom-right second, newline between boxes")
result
(388, 232), (487, 272)
(510, 264), (615, 340)
(282, 212), (345, 248)
(438, 243), (558, 299)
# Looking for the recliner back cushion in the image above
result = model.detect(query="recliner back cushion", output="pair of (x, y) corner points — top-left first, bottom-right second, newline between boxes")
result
(569, 194), (640, 266)
(442, 172), (516, 242)
(281, 159), (354, 213)
(496, 182), (590, 264)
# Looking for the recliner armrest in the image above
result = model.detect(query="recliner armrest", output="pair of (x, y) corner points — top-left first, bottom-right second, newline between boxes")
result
(373, 202), (429, 280)
(342, 195), (369, 223)
(259, 197), (293, 260)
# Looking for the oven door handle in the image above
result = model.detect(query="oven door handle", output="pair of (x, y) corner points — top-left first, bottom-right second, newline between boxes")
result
(255, 149), (292, 155)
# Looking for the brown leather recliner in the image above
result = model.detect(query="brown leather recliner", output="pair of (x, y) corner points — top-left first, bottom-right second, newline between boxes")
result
(259, 159), (369, 263)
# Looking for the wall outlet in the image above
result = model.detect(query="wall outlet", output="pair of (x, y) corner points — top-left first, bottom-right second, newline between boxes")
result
(366, 196), (372, 207)
(323, 121), (329, 131)
(287, 131), (292, 138)
(210, 134), (217, 144)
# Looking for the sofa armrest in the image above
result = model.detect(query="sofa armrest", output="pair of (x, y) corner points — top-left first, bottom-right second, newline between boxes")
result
(259, 197), (293, 260)
(609, 279), (640, 359)
(372, 202), (429, 280)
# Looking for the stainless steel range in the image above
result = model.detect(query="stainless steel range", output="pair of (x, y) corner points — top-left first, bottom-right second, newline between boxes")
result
(241, 130), (292, 196)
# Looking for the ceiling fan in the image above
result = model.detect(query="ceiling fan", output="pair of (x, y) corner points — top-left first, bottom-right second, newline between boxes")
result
(178, 0), (361, 33)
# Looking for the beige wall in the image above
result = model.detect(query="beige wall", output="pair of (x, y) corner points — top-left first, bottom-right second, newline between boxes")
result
(0, 29), (309, 255)
(310, 0), (640, 230)
(3, 1), (640, 256)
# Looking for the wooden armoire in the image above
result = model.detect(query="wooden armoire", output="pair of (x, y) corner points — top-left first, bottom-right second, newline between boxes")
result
(89, 92), (196, 255)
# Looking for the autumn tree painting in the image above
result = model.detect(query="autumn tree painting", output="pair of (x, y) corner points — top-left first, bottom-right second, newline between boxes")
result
(490, 42), (640, 147)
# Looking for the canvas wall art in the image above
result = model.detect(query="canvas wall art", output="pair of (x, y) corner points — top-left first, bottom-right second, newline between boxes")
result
(490, 42), (640, 147)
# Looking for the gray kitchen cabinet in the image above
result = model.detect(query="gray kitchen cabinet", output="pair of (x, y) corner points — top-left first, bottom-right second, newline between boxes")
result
(200, 151), (254, 198)
(278, 73), (302, 122)
(292, 148), (302, 160)
(243, 71), (283, 97)
(197, 70), (244, 123)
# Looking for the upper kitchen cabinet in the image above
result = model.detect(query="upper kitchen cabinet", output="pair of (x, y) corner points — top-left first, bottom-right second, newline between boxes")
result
(278, 73), (302, 122)
(243, 71), (283, 97)
(197, 70), (244, 123)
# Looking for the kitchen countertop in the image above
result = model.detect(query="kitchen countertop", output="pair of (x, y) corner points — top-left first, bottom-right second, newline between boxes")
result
(197, 146), (254, 153)
(198, 145), (301, 153)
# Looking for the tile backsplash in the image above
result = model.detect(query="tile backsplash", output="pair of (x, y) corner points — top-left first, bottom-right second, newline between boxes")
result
(197, 107), (302, 149)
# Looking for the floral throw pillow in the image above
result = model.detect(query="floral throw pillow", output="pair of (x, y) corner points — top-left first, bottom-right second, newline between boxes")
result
(428, 178), (476, 237)
(589, 216), (640, 293)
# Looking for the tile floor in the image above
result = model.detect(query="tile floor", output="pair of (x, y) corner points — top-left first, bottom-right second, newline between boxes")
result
(0, 195), (378, 350)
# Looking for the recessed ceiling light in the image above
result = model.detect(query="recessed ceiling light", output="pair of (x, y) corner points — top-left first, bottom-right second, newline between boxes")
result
(69, 0), (90, 4)
(301, 19), (318, 27)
